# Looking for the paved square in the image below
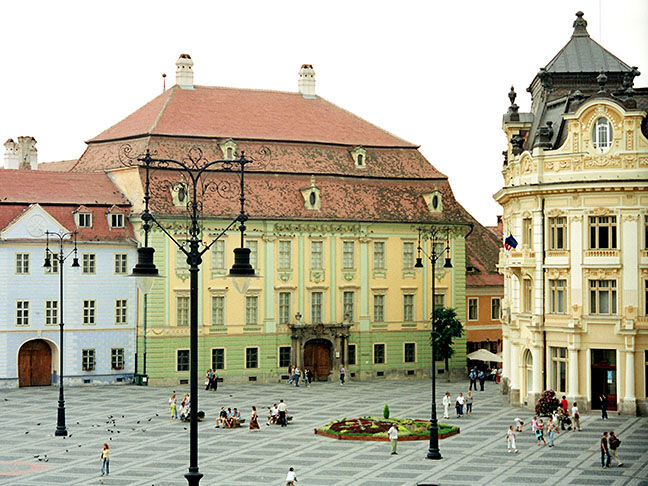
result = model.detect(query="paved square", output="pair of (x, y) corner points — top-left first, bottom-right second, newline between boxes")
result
(1, 379), (646, 485)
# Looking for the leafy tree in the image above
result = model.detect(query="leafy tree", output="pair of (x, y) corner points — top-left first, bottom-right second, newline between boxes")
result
(431, 307), (464, 374)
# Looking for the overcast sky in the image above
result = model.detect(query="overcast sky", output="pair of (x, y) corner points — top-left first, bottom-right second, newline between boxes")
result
(1, 1), (646, 226)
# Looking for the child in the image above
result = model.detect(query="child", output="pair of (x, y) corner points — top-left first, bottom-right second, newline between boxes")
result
(506, 425), (518, 453)
(531, 416), (538, 434)
(536, 418), (546, 446)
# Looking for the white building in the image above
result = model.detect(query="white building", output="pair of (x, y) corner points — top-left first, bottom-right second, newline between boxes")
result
(0, 169), (138, 388)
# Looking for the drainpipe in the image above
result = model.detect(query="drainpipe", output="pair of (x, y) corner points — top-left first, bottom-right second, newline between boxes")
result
(541, 197), (547, 391)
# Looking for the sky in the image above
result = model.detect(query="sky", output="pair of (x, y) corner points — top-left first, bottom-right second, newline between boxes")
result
(1, 1), (646, 226)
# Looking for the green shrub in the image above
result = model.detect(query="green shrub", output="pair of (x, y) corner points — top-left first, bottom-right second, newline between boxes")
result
(383, 404), (390, 419)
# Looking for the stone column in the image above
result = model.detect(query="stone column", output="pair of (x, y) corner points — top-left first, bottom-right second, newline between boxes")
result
(501, 332), (511, 394)
(621, 349), (636, 416)
(567, 347), (579, 402)
(509, 342), (520, 406)
(530, 345), (543, 405)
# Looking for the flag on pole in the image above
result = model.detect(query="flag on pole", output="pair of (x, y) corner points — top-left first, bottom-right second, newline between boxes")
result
(504, 234), (518, 251)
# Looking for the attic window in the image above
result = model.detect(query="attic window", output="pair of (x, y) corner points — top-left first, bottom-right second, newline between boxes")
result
(350, 147), (367, 168)
(109, 213), (124, 229)
(220, 139), (237, 161)
(592, 117), (612, 153)
(77, 213), (92, 228)
(423, 191), (443, 214)
(432, 195), (440, 210)
(301, 176), (321, 211)
(309, 192), (317, 206)
(171, 183), (189, 207)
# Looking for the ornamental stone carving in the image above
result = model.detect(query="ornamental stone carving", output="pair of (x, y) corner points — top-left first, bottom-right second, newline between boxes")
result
(583, 268), (619, 280)
(584, 155), (621, 169)
(589, 207), (613, 216)
(545, 159), (571, 172)
(622, 214), (638, 222)
(546, 268), (569, 280)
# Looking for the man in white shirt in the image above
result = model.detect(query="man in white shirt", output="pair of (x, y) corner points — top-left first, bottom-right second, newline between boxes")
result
(285, 467), (297, 485)
(571, 402), (582, 431)
(277, 399), (288, 427)
(388, 424), (399, 455)
(442, 392), (451, 419)
(268, 404), (279, 425)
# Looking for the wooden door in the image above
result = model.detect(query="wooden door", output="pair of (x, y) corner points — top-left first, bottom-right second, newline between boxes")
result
(303, 340), (331, 381)
(18, 340), (51, 387)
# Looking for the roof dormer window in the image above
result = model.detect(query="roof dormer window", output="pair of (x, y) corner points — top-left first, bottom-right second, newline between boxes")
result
(423, 191), (443, 214)
(592, 117), (612, 153)
(171, 183), (189, 207)
(220, 139), (237, 161)
(109, 213), (125, 229)
(301, 176), (321, 211)
(350, 146), (367, 168)
(77, 213), (92, 228)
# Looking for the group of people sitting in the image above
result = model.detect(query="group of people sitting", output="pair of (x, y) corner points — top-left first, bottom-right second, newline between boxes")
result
(286, 365), (313, 387)
(216, 407), (242, 428)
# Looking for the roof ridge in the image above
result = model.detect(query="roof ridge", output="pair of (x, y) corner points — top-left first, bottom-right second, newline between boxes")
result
(149, 85), (178, 135)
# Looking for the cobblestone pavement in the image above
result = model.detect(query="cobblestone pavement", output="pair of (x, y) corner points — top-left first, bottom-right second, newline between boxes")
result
(1, 379), (647, 485)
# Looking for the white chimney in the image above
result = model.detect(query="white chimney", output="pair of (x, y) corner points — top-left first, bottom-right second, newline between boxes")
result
(16, 136), (38, 169)
(298, 64), (316, 98)
(176, 53), (194, 90)
(4, 138), (18, 169)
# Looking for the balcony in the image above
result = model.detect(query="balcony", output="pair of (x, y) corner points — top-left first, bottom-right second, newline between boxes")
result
(500, 247), (536, 270)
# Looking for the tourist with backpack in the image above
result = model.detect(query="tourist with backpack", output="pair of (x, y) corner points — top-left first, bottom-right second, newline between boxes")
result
(608, 431), (623, 467)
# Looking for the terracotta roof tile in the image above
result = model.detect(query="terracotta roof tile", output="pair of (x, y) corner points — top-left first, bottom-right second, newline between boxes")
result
(465, 218), (503, 288)
(37, 160), (78, 171)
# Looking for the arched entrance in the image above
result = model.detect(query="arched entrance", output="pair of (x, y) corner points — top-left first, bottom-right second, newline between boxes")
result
(303, 339), (332, 381)
(18, 339), (52, 387)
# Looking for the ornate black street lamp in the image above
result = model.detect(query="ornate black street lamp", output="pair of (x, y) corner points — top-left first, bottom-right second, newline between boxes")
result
(129, 147), (257, 485)
(44, 230), (80, 437)
(415, 226), (452, 460)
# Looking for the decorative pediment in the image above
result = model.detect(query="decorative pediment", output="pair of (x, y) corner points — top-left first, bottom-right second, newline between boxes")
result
(583, 268), (619, 280)
(0, 204), (68, 240)
(588, 207), (613, 216)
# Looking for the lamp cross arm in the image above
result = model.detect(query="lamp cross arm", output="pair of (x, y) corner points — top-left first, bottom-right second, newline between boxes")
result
(146, 212), (189, 256)
(199, 217), (239, 257)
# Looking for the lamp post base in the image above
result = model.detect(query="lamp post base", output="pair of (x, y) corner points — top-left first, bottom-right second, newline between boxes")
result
(55, 401), (67, 437)
(426, 448), (442, 460)
(185, 470), (203, 485)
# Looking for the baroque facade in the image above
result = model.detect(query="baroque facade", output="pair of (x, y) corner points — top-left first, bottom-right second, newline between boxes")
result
(0, 169), (137, 388)
(69, 56), (474, 385)
(496, 12), (648, 415)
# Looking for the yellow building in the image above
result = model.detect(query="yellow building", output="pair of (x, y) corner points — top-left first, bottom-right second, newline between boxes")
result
(495, 12), (648, 415)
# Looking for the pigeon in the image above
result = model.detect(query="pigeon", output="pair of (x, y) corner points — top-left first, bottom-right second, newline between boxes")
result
(148, 418), (152, 422)
(65, 450), (68, 453)
(78, 444), (82, 447)
(121, 415), (124, 418)
(33, 455), (39, 458)
(25, 431), (29, 434)
(155, 413), (159, 417)
(136, 421), (140, 424)
(68, 434), (72, 438)
(36, 423), (41, 426)
(76, 422), (80, 425)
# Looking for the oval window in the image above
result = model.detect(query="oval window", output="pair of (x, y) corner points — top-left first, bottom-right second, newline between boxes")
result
(309, 192), (317, 206)
(592, 117), (612, 153)
(432, 195), (439, 210)
(177, 186), (186, 203)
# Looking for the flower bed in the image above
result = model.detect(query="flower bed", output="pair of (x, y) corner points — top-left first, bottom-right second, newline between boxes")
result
(314, 417), (459, 442)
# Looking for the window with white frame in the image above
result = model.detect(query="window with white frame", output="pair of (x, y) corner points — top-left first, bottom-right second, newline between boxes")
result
(551, 347), (567, 393)
(109, 213), (124, 229)
(592, 117), (612, 152)
(245, 347), (259, 368)
(114, 253), (128, 274)
(548, 217), (567, 250)
(246, 240), (258, 270)
(211, 240), (225, 270)
(45, 254), (59, 274)
(374, 343), (385, 364)
(82, 254), (96, 274)
(373, 241), (385, 269)
(522, 279), (533, 313)
(403, 294), (414, 322)
(589, 279), (617, 315)
(402, 242), (414, 269)
(15, 253), (29, 274)
(115, 299), (128, 324)
(342, 241), (355, 269)
(404, 342), (416, 363)
(78, 212), (92, 228)
(434, 293), (445, 309)
(176, 246), (188, 270)
(176, 296), (189, 326)
(491, 297), (501, 321)
(311, 291), (323, 324)
(279, 292), (291, 324)
(468, 297), (478, 320)
(278, 346), (291, 368)
(522, 218), (533, 249)
(111, 348), (124, 370)
(548, 279), (566, 314)
(82, 349), (96, 371)
(343, 291), (354, 321)
(211, 295), (224, 326)
(245, 295), (258, 325)
(83, 300), (96, 324)
(278, 241), (292, 270)
(45, 300), (59, 325)
(177, 349), (189, 371)
(589, 216), (617, 249)
(310, 241), (323, 269)
(212, 348), (225, 370)
(16, 300), (29, 326)
(373, 294), (385, 322)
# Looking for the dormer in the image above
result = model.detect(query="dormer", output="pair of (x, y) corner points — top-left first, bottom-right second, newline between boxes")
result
(73, 206), (93, 228)
(106, 205), (127, 229)
(350, 146), (367, 168)
(171, 182), (189, 208)
(423, 191), (443, 214)
(301, 176), (321, 211)
(219, 139), (237, 161)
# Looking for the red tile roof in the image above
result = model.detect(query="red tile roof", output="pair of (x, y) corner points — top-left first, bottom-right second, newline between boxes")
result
(89, 86), (417, 148)
(0, 170), (130, 205)
(37, 160), (78, 171)
(465, 218), (504, 288)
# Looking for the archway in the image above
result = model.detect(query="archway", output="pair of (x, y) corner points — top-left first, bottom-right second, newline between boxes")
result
(303, 339), (332, 381)
(18, 339), (52, 387)
(523, 350), (533, 399)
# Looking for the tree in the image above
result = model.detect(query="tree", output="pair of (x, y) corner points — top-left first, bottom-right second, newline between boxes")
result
(431, 307), (464, 374)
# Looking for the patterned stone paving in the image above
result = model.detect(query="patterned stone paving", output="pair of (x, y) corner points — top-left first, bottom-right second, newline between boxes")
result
(0, 379), (646, 485)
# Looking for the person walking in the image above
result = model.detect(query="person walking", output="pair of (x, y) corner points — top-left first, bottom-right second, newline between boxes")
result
(571, 402), (582, 431)
(306, 368), (313, 387)
(287, 365), (294, 385)
(478, 369), (486, 391)
(442, 392), (451, 419)
(249, 406), (260, 430)
(169, 392), (178, 420)
(468, 367), (477, 391)
(285, 467), (298, 486)
(466, 391), (473, 416)
(204, 369), (211, 391)
(100, 443), (110, 476)
(531, 416), (538, 436)
(339, 365), (345, 385)
(212, 373), (218, 391)
(294, 367), (301, 387)
(506, 425), (518, 453)
(535, 419), (546, 446)
(547, 417), (559, 447)
(608, 431), (623, 467)
(456, 393), (465, 418)
(388, 424), (399, 455)
(278, 399), (288, 427)
(600, 393), (608, 420)
(601, 431), (611, 468)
